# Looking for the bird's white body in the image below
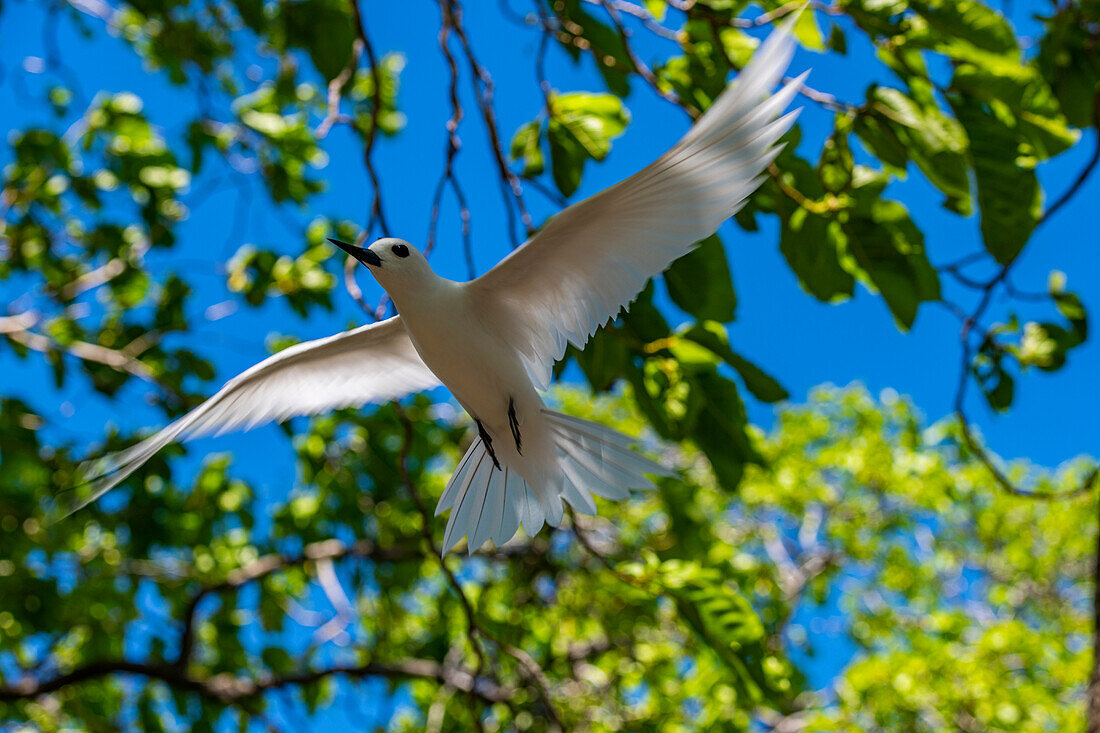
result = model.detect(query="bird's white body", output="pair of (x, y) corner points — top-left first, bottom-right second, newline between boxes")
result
(393, 278), (536, 441)
(70, 24), (805, 553)
(387, 274), (558, 514)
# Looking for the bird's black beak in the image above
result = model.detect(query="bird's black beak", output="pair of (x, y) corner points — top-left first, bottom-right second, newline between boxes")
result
(328, 238), (382, 268)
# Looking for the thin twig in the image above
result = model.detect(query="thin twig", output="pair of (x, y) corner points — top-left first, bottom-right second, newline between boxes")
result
(698, 3), (854, 112)
(316, 38), (364, 139)
(583, 0), (680, 41)
(59, 259), (127, 300)
(535, 3), (555, 113)
(343, 254), (379, 321)
(426, 1), (476, 279)
(445, 0), (534, 245)
(938, 250), (988, 272)
(600, 0), (694, 115)
(348, 0), (392, 239)
(1041, 96), (1100, 226)
(0, 311), (157, 383)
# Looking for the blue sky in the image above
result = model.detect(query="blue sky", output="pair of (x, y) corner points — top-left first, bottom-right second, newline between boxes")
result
(1, 0), (1098, 720)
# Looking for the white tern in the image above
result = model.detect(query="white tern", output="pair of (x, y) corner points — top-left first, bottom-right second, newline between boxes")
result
(71, 24), (805, 553)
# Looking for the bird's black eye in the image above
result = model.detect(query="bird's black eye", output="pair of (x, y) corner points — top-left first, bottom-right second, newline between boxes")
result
(391, 244), (409, 258)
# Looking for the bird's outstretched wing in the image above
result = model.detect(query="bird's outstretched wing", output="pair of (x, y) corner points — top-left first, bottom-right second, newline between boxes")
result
(62, 316), (439, 515)
(468, 24), (804, 390)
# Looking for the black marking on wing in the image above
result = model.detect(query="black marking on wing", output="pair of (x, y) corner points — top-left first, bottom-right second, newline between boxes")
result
(507, 397), (522, 455)
(476, 417), (501, 470)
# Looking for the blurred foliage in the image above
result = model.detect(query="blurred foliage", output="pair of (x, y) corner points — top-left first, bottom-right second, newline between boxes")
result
(1, 0), (1098, 728)
(0, 385), (1095, 730)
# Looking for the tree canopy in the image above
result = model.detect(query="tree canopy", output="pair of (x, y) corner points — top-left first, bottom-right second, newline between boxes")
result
(0, 0), (1098, 729)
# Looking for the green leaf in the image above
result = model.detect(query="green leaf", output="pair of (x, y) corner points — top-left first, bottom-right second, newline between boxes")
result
(853, 114), (909, 171)
(280, 0), (356, 82)
(555, 0), (633, 96)
(543, 91), (629, 197)
(690, 371), (759, 489)
(233, 0), (267, 34)
(629, 358), (701, 441)
(827, 24), (848, 54)
(695, 0), (749, 10)
(645, 0), (667, 21)
(185, 120), (214, 174)
(545, 91), (630, 196)
(1003, 273), (1091, 373)
(876, 42), (931, 88)
(574, 327), (632, 391)
(656, 19), (738, 110)
(973, 343), (1014, 411)
(1037, 8), (1100, 128)
(349, 54), (407, 136)
(1051, 273), (1088, 344)
(510, 120), (544, 177)
(907, 0), (1018, 56)
(651, 559), (770, 701)
(951, 64), (1078, 161)
(261, 646), (295, 674)
(950, 95), (1041, 264)
(551, 92), (630, 161)
(109, 267), (150, 308)
(621, 283), (671, 343)
(664, 337), (722, 370)
(719, 28), (760, 68)
(681, 321), (789, 403)
(547, 118), (586, 197)
(792, 7), (826, 51)
(664, 235), (737, 323)
(819, 127), (854, 193)
(865, 85), (972, 214)
(842, 199), (940, 330)
(839, 0), (908, 37)
(1014, 321), (1081, 372)
(780, 207), (855, 303)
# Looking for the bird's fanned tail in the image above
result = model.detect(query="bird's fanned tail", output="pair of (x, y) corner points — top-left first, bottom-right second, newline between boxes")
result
(436, 410), (673, 554)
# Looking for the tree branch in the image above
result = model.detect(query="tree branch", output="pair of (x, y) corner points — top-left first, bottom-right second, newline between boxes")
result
(175, 538), (419, 670)
(0, 656), (512, 706)
(587, 0), (679, 39)
(1040, 92), (1100, 227)
(316, 38), (364, 139)
(57, 251), (140, 301)
(951, 91), (1100, 501)
(0, 310), (157, 382)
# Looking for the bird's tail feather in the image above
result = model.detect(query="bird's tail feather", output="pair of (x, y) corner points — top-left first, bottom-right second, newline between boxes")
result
(437, 439), (539, 554)
(435, 410), (673, 554)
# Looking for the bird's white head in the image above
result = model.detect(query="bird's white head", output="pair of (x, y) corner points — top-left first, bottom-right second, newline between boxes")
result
(328, 237), (435, 297)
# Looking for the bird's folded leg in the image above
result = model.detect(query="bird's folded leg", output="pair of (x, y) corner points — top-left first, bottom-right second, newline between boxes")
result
(508, 397), (523, 455)
(475, 418), (502, 470)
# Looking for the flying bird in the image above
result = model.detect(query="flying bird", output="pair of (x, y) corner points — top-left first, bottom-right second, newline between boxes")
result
(69, 25), (805, 553)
